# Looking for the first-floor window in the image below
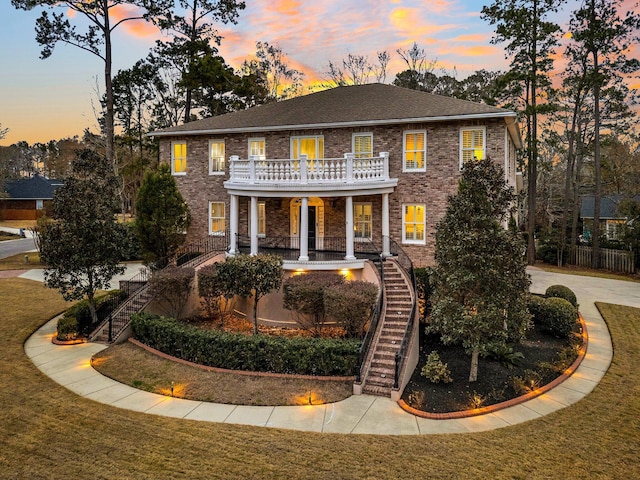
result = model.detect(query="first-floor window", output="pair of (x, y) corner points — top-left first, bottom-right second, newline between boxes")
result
(606, 220), (625, 240)
(402, 204), (426, 244)
(172, 141), (187, 175)
(248, 200), (266, 237)
(209, 201), (225, 236)
(354, 202), (372, 240)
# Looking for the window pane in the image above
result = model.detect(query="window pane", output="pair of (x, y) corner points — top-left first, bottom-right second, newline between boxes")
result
(173, 142), (186, 173)
(210, 141), (225, 172)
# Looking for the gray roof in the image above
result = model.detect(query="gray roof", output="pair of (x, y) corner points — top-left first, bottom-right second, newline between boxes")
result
(1, 174), (63, 200)
(152, 83), (518, 138)
(581, 195), (640, 219)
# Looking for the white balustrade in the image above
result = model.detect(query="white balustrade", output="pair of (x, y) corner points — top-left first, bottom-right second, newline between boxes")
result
(228, 153), (391, 185)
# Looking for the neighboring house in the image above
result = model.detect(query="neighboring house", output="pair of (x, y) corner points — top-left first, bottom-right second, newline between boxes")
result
(581, 194), (640, 241)
(151, 83), (522, 269)
(0, 174), (63, 220)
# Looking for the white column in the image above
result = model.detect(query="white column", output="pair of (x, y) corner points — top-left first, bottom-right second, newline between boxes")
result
(299, 197), (309, 261)
(345, 195), (355, 260)
(382, 193), (390, 257)
(229, 194), (239, 255)
(250, 196), (259, 256)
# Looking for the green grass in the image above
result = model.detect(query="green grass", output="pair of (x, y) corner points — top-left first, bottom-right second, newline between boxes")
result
(1, 277), (639, 479)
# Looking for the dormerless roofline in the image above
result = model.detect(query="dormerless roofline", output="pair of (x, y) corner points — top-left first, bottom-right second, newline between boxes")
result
(149, 112), (522, 148)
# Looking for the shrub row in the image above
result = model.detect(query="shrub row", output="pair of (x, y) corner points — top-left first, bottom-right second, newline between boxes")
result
(131, 313), (361, 376)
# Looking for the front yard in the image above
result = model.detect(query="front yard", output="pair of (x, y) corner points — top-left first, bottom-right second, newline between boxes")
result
(2, 277), (639, 478)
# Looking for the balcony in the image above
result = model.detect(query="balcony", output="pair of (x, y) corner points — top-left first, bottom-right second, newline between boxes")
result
(224, 153), (397, 196)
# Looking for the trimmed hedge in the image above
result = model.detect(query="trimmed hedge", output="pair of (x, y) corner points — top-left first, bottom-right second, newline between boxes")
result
(545, 284), (578, 309)
(528, 295), (577, 339)
(131, 313), (361, 376)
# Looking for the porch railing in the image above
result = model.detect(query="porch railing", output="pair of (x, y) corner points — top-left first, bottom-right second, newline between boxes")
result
(228, 153), (390, 185)
(387, 237), (417, 390)
(236, 235), (380, 261)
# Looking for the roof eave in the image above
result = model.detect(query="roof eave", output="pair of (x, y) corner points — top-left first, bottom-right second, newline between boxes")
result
(149, 111), (518, 138)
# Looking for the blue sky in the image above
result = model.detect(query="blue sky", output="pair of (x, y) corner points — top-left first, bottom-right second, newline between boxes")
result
(0, 0), (615, 145)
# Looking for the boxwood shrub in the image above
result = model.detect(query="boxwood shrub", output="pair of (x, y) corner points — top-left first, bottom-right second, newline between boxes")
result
(545, 284), (578, 309)
(528, 295), (577, 339)
(131, 313), (361, 376)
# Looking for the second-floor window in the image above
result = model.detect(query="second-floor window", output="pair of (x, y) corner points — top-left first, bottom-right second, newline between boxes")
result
(353, 133), (373, 159)
(460, 127), (486, 167)
(172, 141), (187, 175)
(403, 131), (426, 172)
(291, 136), (324, 160)
(209, 140), (225, 174)
(248, 138), (266, 160)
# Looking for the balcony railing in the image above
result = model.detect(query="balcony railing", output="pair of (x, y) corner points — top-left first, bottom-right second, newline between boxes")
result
(228, 153), (390, 185)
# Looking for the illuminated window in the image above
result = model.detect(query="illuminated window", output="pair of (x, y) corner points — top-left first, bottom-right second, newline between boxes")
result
(402, 204), (426, 244)
(209, 140), (225, 174)
(248, 201), (266, 237)
(354, 203), (372, 240)
(209, 201), (225, 236)
(460, 127), (486, 167)
(291, 136), (324, 160)
(403, 131), (426, 172)
(353, 133), (373, 159)
(248, 138), (266, 160)
(172, 141), (187, 175)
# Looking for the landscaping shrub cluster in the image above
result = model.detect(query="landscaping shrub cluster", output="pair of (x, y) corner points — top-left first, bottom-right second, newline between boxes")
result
(528, 286), (578, 339)
(56, 290), (127, 340)
(131, 313), (361, 376)
(148, 266), (195, 320)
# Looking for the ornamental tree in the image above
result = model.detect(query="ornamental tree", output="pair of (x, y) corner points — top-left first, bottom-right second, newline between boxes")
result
(429, 157), (531, 382)
(38, 149), (125, 325)
(135, 164), (191, 269)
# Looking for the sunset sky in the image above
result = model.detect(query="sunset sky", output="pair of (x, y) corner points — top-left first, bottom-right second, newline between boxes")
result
(0, 0), (620, 146)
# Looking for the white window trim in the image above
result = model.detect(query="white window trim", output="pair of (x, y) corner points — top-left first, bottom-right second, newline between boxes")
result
(403, 130), (427, 172)
(402, 203), (426, 245)
(352, 133), (373, 159)
(209, 140), (226, 175)
(208, 201), (226, 236)
(354, 201), (373, 241)
(248, 137), (266, 160)
(248, 200), (266, 238)
(171, 141), (187, 176)
(290, 135), (325, 160)
(459, 126), (486, 170)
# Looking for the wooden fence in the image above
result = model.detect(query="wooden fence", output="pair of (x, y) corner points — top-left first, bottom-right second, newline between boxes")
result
(571, 245), (635, 274)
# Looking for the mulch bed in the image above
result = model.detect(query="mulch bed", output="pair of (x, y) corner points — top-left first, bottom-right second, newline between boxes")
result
(401, 322), (581, 414)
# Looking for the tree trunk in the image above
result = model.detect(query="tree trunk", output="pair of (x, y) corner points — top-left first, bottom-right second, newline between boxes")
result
(102, 0), (115, 172)
(252, 296), (259, 335)
(527, 0), (539, 266)
(469, 348), (479, 382)
(591, 44), (602, 269)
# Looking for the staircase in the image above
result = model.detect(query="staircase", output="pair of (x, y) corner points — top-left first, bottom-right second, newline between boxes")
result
(362, 259), (414, 397)
(90, 285), (154, 343)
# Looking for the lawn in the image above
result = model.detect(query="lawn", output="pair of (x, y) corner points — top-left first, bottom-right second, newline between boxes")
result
(1, 277), (639, 479)
(0, 251), (43, 271)
(535, 261), (640, 283)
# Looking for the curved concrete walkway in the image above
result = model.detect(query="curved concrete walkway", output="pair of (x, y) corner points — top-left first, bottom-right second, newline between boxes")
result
(24, 268), (629, 435)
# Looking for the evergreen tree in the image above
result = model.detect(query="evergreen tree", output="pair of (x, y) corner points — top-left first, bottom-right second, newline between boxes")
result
(429, 158), (531, 382)
(39, 149), (125, 325)
(135, 164), (191, 269)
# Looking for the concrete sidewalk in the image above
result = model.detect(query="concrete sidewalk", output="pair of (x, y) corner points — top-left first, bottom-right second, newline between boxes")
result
(24, 268), (624, 434)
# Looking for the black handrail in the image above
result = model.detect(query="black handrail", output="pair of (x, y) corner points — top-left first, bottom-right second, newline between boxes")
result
(236, 235), (380, 261)
(355, 257), (384, 382)
(387, 237), (417, 390)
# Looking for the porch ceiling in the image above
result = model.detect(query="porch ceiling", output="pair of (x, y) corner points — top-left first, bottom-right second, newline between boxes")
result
(224, 179), (398, 198)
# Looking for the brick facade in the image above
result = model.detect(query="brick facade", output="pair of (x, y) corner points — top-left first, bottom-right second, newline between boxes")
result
(159, 118), (517, 267)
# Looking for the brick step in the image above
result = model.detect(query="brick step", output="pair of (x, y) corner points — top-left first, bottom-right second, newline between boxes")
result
(362, 384), (392, 396)
(381, 324), (406, 332)
(370, 360), (396, 371)
(373, 352), (396, 362)
(376, 344), (399, 353)
(365, 371), (395, 385)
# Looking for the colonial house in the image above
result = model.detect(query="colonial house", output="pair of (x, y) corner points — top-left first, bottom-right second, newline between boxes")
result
(580, 194), (640, 241)
(151, 83), (522, 270)
(0, 174), (63, 221)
